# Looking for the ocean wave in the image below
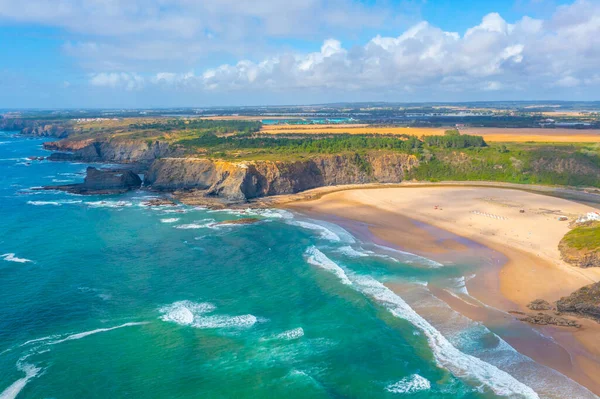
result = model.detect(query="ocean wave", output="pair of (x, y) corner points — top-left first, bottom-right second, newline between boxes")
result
(209, 208), (293, 220)
(289, 221), (342, 242)
(336, 245), (400, 263)
(336, 245), (370, 258)
(158, 300), (258, 329)
(300, 249), (537, 398)
(159, 301), (216, 325)
(1, 253), (32, 263)
(49, 322), (147, 345)
(0, 360), (41, 399)
(373, 244), (443, 268)
(385, 374), (431, 394)
(352, 275), (539, 399)
(304, 246), (352, 285)
(27, 200), (83, 207)
(192, 314), (258, 329)
(27, 200), (61, 206)
(275, 327), (305, 340)
(86, 201), (133, 208)
(51, 179), (73, 183)
(173, 219), (216, 229)
(160, 218), (180, 223)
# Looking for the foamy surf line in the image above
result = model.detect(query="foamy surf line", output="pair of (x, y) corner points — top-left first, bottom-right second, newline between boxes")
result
(49, 322), (148, 345)
(158, 300), (258, 329)
(386, 374), (431, 394)
(304, 248), (539, 399)
(305, 246), (352, 285)
(0, 360), (41, 399)
(288, 219), (356, 243)
(2, 322), (146, 399)
(373, 244), (444, 268)
(1, 254), (32, 263)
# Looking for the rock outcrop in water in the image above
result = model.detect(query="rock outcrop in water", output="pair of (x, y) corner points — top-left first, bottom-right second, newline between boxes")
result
(144, 153), (419, 202)
(43, 167), (142, 195)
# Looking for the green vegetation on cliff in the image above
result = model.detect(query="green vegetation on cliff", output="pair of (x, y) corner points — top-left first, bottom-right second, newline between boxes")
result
(562, 222), (600, 250)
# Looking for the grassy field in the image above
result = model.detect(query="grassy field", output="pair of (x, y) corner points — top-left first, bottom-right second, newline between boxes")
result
(262, 124), (600, 142)
(462, 127), (600, 143)
(261, 125), (447, 136)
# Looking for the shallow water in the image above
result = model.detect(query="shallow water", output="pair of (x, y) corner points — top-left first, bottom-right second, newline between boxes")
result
(0, 132), (597, 399)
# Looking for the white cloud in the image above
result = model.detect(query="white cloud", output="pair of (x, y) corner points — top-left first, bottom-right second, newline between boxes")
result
(6, 0), (586, 98)
(88, 1), (598, 97)
(90, 72), (145, 90)
(0, 0), (409, 71)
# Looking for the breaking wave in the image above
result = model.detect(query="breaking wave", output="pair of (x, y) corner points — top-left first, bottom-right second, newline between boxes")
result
(158, 300), (258, 329)
(303, 248), (538, 398)
(0, 360), (41, 399)
(305, 246), (352, 285)
(160, 218), (180, 223)
(352, 275), (539, 398)
(385, 374), (431, 394)
(1, 253), (32, 263)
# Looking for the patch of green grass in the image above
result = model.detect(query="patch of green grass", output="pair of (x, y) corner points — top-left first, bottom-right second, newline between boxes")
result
(562, 222), (600, 250)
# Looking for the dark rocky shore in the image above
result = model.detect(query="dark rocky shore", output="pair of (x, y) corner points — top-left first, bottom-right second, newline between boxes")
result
(42, 167), (142, 195)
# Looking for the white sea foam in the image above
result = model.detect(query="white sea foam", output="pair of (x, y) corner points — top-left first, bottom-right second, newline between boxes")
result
(373, 244), (443, 268)
(336, 245), (400, 263)
(449, 276), (469, 295)
(300, 250), (537, 398)
(0, 361), (41, 399)
(1, 254), (32, 263)
(174, 219), (215, 229)
(27, 200), (61, 206)
(192, 314), (257, 329)
(336, 246), (370, 258)
(51, 179), (73, 183)
(160, 218), (180, 223)
(305, 246), (352, 285)
(352, 275), (539, 399)
(86, 201), (133, 208)
(159, 301), (257, 329)
(209, 208), (293, 220)
(158, 301), (216, 326)
(289, 221), (342, 242)
(50, 322), (147, 345)
(27, 200), (83, 207)
(386, 374), (431, 394)
(275, 327), (305, 340)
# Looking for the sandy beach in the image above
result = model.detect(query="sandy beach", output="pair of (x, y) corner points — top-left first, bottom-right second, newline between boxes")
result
(285, 185), (600, 395)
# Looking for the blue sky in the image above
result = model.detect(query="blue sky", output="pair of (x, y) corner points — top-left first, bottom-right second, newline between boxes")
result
(0, 0), (597, 107)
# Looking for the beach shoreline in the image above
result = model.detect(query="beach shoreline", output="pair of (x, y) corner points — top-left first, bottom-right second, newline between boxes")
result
(283, 185), (600, 396)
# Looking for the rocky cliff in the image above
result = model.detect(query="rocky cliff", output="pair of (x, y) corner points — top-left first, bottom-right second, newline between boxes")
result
(43, 167), (142, 195)
(46, 139), (184, 164)
(0, 118), (72, 138)
(556, 282), (600, 322)
(145, 152), (419, 201)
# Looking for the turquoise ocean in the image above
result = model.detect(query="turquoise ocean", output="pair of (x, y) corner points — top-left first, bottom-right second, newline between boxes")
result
(0, 131), (597, 399)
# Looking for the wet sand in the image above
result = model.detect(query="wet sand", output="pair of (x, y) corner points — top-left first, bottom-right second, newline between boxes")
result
(285, 186), (600, 395)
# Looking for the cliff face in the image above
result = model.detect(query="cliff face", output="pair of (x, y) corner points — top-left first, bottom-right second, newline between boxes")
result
(145, 153), (419, 201)
(43, 167), (142, 195)
(0, 118), (72, 138)
(559, 244), (600, 268)
(556, 282), (600, 322)
(46, 139), (184, 164)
